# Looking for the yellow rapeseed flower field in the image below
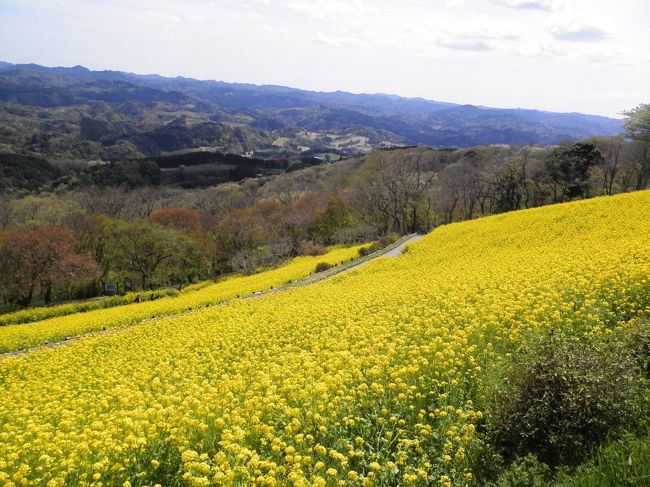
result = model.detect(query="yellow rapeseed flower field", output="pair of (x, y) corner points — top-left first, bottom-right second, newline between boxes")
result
(0, 289), (180, 327)
(1, 192), (649, 486)
(0, 245), (365, 353)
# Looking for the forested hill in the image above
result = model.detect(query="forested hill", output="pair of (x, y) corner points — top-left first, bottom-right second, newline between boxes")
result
(0, 62), (622, 160)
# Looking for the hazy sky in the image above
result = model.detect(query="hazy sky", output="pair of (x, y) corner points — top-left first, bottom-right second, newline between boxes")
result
(0, 0), (648, 117)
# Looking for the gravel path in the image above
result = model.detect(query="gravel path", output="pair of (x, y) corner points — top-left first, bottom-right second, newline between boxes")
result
(323, 233), (425, 278)
(381, 234), (425, 257)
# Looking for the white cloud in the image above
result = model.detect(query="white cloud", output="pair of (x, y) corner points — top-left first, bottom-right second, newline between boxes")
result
(145, 10), (181, 22)
(493, 0), (558, 11)
(287, 0), (376, 19)
(550, 20), (611, 42)
(516, 40), (566, 58)
(425, 17), (521, 52)
(452, 19), (521, 41)
(585, 47), (635, 67)
(265, 24), (289, 35)
(445, 0), (467, 10)
(232, 9), (263, 21)
(311, 32), (365, 48)
(437, 39), (494, 51)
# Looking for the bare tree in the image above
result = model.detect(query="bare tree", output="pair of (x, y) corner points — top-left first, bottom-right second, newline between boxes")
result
(355, 148), (440, 233)
(623, 104), (650, 190)
(122, 187), (171, 219)
(431, 167), (461, 225)
(492, 150), (532, 212)
(629, 140), (650, 190)
(0, 195), (15, 229)
(591, 136), (625, 195)
(75, 185), (129, 219)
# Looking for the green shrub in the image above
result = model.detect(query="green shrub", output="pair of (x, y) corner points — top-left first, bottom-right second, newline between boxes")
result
(489, 454), (552, 487)
(623, 320), (650, 378)
(358, 233), (400, 257)
(314, 262), (333, 273)
(358, 246), (372, 257)
(0, 287), (185, 326)
(179, 280), (214, 294)
(555, 427), (650, 486)
(377, 233), (400, 247)
(489, 332), (643, 468)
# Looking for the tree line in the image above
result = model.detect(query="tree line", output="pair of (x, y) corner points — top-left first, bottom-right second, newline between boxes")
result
(0, 191), (357, 307)
(353, 104), (649, 233)
(1, 104), (648, 309)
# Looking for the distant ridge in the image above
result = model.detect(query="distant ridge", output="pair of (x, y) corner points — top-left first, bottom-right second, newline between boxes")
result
(0, 61), (623, 150)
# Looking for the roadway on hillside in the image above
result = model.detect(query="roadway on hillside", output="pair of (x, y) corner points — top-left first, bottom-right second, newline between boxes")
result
(382, 234), (425, 257)
(333, 233), (425, 276)
(273, 233), (425, 288)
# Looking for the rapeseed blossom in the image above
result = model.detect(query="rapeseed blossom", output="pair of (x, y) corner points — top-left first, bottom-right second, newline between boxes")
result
(0, 245), (365, 353)
(1, 191), (649, 485)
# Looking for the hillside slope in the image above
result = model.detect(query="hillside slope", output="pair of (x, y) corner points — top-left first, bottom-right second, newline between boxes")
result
(1, 191), (649, 485)
(0, 62), (623, 159)
(0, 245), (366, 352)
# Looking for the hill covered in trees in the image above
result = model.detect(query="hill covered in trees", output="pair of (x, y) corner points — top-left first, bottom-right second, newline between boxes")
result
(0, 62), (623, 164)
(0, 60), (646, 311)
(2, 113), (649, 309)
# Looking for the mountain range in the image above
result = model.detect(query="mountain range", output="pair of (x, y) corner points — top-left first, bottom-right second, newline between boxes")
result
(0, 62), (623, 161)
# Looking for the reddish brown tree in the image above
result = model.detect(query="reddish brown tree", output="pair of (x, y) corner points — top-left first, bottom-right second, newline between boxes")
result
(150, 208), (202, 238)
(0, 225), (99, 305)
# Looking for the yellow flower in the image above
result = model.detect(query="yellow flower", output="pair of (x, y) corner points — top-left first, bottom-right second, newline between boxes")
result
(1, 191), (649, 485)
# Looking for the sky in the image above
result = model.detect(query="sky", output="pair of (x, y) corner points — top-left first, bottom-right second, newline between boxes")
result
(0, 0), (648, 118)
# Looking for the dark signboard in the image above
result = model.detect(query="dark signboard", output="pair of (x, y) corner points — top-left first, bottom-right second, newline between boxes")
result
(104, 282), (118, 296)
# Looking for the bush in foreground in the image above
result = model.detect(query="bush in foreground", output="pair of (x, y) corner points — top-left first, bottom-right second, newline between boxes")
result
(489, 331), (644, 468)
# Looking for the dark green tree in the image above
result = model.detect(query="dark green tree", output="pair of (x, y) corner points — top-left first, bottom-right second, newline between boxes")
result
(108, 220), (200, 289)
(545, 142), (603, 202)
(312, 195), (353, 244)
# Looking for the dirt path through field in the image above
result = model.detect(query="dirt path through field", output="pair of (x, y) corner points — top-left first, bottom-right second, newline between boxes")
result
(331, 233), (425, 276)
(381, 234), (425, 257)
